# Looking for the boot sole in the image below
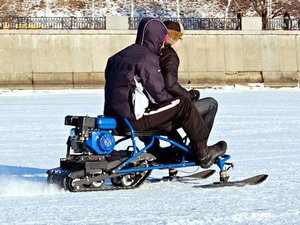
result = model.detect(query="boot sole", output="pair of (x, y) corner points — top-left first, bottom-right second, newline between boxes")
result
(200, 141), (227, 169)
(200, 150), (226, 169)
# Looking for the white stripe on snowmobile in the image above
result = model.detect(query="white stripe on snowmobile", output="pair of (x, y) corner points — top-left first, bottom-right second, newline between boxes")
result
(144, 99), (180, 116)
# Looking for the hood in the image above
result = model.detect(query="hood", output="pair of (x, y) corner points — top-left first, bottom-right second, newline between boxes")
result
(135, 17), (168, 56)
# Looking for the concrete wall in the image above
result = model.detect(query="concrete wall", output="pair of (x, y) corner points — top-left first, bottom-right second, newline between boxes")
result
(178, 30), (300, 88)
(0, 17), (299, 89)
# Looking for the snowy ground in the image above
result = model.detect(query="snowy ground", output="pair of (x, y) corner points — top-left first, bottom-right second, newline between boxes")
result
(0, 87), (299, 225)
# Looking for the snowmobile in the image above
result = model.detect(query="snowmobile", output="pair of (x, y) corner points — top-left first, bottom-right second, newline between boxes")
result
(47, 115), (268, 192)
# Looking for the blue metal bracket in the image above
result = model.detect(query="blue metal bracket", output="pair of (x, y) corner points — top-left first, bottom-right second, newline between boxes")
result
(215, 154), (233, 183)
(215, 154), (231, 172)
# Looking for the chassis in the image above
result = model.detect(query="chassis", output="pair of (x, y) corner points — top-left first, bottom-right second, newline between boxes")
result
(47, 115), (232, 191)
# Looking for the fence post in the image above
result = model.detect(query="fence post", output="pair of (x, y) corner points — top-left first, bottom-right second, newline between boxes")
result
(61, 17), (64, 29)
(242, 17), (262, 31)
(106, 16), (128, 30)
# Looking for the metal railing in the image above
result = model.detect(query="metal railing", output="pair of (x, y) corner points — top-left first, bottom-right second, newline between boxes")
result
(263, 18), (300, 30)
(3, 16), (300, 31)
(0, 16), (240, 31)
(0, 17), (106, 30)
(129, 17), (240, 30)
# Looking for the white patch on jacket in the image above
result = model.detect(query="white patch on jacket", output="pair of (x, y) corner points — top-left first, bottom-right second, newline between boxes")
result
(144, 99), (180, 116)
(133, 75), (149, 120)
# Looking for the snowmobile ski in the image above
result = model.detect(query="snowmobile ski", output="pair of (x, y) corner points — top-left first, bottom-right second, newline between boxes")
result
(147, 169), (215, 183)
(194, 174), (268, 188)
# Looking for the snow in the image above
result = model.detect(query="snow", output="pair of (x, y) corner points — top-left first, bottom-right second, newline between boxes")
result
(0, 87), (300, 225)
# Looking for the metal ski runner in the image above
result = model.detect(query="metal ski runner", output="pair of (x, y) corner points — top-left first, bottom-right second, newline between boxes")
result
(147, 169), (215, 183)
(194, 174), (268, 188)
(194, 155), (268, 188)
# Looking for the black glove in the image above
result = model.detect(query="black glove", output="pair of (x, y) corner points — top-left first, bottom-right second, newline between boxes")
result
(189, 89), (200, 101)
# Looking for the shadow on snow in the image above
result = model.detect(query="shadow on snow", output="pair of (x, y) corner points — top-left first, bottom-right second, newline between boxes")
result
(0, 164), (47, 183)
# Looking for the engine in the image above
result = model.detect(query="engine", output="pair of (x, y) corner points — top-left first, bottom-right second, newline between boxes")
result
(65, 115), (117, 155)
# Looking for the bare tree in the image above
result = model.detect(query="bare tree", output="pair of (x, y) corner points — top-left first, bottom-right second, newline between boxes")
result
(130, 0), (134, 18)
(1, 0), (300, 19)
(176, 0), (180, 19)
(250, 0), (268, 18)
(224, 0), (232, 18)
(0, 0), (14, 14)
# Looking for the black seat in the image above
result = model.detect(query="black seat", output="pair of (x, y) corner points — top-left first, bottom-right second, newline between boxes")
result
(114, 127), (166, 137)
(113, 118), (168, 137)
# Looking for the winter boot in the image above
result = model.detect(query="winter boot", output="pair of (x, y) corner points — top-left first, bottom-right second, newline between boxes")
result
(191, 140), (227, 169)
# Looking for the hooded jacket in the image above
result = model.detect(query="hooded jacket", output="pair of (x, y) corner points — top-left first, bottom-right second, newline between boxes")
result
(104, 18), (172, 120)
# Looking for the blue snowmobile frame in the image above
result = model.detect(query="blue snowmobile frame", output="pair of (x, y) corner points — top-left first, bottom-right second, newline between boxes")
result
(112, 118), (198, 174)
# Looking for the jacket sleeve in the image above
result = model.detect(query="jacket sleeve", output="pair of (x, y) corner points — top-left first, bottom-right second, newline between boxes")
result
(160, 47), (192, 99)
(138, 58), (173, 104)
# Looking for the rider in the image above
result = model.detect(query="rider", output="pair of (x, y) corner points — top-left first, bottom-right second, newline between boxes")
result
(104, 17), (227, 169)
(160, 20), (219, 141)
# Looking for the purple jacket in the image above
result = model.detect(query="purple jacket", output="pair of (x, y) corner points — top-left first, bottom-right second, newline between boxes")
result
(104, 18), (172, 120)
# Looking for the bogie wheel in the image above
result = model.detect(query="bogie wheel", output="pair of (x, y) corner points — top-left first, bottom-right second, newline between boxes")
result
(111, 176), (122, 186)
(88, 175), (104, 188)
(120, 173), (136, 187)
(64, 177), (81, 192)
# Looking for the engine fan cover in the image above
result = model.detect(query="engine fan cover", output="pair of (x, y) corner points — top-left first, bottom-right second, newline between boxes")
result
(85, 130), (115, 155)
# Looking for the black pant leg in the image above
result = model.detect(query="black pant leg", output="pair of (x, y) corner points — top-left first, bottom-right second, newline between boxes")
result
(130, 96), (209, 142)
(193, 97), (218, 136)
